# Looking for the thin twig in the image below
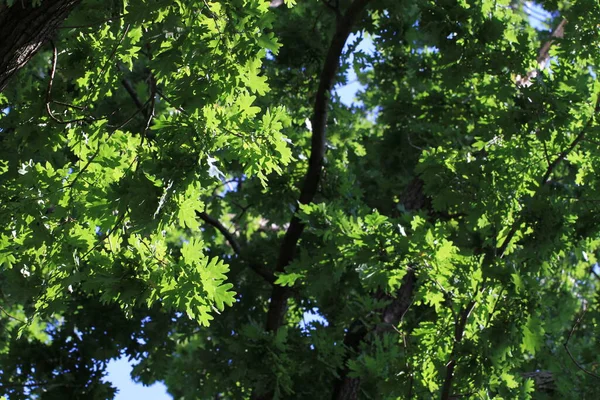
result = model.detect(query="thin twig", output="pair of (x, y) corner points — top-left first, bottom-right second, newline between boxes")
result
(45, 42), (90, 124)
(81, 211), (126, 260)
(108, 98), (150, 130)
(81, 24), (131, 115)
(582, 137), (600, 147)
(197, 211), (275, 283)
(155, 88), (186, 114)
(498, 107), (597, 258)
(564, 304), (600, 379)
(65, 102), (148, 190)
(142, 73), (156, 139)
(52, 100), (84, 110)
(540, 128), (587, 185)
(96, 24), (131, 87)
(484, 288), (504, 329)
(0, 304), (26, 323)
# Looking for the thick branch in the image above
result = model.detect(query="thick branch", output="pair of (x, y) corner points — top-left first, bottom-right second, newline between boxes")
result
(121, 78), (147, 115)
(0, 0), (81, 93)
(264, 0), (372, 334)
(198, 211), (242, 254)
(516, 18), (566, 87)
(537, 19), (566, 68)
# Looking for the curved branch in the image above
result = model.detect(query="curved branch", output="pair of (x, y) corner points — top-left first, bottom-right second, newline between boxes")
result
(197, 211), (275, 284)
(198, 211), (242, 254)
(45, 41), (89, 124)
(564, 304), (600, 380)
(264, 0), (372, 334)
(0, 304), (26, 324)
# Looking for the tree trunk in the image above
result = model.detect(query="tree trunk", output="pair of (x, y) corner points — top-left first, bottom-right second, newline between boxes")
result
(0, 0), (80, 93)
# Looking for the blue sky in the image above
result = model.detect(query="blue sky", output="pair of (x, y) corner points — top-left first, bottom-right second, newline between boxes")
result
(106, 359), (170, 400)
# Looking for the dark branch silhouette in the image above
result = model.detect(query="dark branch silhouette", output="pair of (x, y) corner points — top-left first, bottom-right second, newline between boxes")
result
(264, 0), (372, 334)
(198, 211), (242, 255)
(440, 299), (477, 400)
(197, 211), (275, 284)
(564, 304), (600, 380)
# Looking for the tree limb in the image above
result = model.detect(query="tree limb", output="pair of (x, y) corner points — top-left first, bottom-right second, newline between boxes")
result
(516, 18), (566, 87)
(263, 0), (372, 334)
(332, 270), (416, 400)
(0, 304), (26, 324)
(440, 299), (477, 400)
(498, 101), (598, 258)
(45, 41), (90, 124)
(197, 211), (275, 284)
(121, 77), (147, 115)
(198, 211), (242, 255)
(331, 177), (426, 399)
(564, 304), (600, 380)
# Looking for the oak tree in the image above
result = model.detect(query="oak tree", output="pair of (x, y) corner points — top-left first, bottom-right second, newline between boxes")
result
(1, 0), (600, 399)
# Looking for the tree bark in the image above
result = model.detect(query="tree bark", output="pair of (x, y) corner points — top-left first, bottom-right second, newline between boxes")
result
(0, 0), (81, 93)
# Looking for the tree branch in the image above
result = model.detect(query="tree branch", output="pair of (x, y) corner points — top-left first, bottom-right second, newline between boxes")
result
(197, 211), (275, 284)
(331, 177), (427, 399)
(198, 211), (242, 255)
(0, 304), (26, 324)
(516, 18), (566, 87)
(45, 41), (91, 124)
(263, 0), (372, 334)
(498, 104), (597, 258)
(564, 304), (600, 380)
(440, 299), (477, 400)
(120, 77), (147, 115)
(332, 269), (416, 400)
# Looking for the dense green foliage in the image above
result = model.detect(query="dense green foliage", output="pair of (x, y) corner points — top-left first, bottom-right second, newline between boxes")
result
(1, 0), (600, 398)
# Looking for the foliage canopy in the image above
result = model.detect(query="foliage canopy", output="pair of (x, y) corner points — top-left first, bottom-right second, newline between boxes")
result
(1, 0), (600, 399)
